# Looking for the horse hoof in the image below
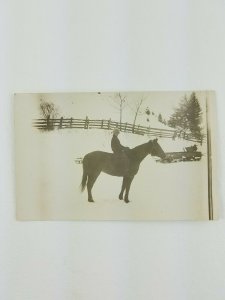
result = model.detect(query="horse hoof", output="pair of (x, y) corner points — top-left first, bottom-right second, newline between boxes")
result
(119, 194), (123, 200)
(124, 199), (130, 203)
(88, 199), (94, 202)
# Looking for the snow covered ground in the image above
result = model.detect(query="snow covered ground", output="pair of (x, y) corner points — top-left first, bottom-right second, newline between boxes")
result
(16, 128), (209, 220)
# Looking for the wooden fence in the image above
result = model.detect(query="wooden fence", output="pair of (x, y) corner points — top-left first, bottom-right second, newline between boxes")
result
(33, 117), (204, 143)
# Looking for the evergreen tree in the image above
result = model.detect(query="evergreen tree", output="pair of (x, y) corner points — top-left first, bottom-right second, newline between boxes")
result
(168, 93), (202, 139)
(145, 107), (150, 115)
(187, 93), (202, 139)
(158, 113), (163, 123)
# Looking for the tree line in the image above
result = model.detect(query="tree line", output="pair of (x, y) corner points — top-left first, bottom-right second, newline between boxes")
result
(167, 92), (203, 140)
(39, 92), (204, 140)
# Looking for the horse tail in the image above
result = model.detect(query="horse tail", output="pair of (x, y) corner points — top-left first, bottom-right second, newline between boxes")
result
(81, 172), (87, 192)
(80, 157), (88, 192)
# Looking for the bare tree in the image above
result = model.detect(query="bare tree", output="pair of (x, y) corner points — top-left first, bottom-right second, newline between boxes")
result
(129, 97), (145, 132)
(115, 93), (126, 126)
(39, 98), (60, 130)
(39, 98), (59, 119)
(107, 92), (127, 127)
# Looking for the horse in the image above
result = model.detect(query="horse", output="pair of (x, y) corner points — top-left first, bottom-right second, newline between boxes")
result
(80, 138), (166, 203)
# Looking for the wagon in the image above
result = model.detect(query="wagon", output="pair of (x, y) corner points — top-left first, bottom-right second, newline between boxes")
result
(159, 151), (202, 163)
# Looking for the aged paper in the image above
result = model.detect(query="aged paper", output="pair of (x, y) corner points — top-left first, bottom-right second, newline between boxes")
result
(14, 91), (217, 220)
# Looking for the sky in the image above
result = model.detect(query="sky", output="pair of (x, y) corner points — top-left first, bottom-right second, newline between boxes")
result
(29, 90), (209, 128)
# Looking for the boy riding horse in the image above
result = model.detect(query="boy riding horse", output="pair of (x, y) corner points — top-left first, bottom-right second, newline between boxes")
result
(111, 128), (129, 173)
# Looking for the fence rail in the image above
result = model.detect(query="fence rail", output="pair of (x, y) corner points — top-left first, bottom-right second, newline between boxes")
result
(33, 117), (204, 143)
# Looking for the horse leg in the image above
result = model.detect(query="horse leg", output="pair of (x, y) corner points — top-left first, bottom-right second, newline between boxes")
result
(124, 176), (134, 203)
(119, 177), (127, 200)
(87, 172), (100, 202)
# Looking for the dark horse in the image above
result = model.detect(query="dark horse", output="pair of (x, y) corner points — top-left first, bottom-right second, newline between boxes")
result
(80, 139), (165, 203)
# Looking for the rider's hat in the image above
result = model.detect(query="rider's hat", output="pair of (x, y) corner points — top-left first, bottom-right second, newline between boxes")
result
(113, 128), (120, 135)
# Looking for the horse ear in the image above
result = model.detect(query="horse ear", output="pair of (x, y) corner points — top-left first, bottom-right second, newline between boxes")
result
(154, 138), (158, 142)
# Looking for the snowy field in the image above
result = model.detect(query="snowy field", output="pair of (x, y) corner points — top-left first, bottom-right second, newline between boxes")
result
(16, 128), (209, 220)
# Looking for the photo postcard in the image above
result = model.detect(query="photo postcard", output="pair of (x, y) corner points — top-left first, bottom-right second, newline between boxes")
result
(14, 91), (218, 220)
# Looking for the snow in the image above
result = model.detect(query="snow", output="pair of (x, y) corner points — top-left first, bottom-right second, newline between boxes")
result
(69, 128), (204, 157)
(16, 128), (209, 220)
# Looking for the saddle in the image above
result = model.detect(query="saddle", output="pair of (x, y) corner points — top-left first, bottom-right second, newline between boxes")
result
(112, 151), (130, 173)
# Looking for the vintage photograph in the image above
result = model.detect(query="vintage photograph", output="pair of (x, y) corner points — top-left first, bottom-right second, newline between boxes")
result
(14, 91), (217, 220)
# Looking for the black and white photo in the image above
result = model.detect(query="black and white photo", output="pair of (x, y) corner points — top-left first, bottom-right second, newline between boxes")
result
(14, 91), (217, 220)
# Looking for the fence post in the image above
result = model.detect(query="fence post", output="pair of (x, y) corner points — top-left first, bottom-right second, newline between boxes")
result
(172, 131), (176, 140)
(46, 115), (50, 129)
(108, 118), (111, 130)
(125, 122), (127, 132)
(59, 117), (63, 129)
(85, 116), (89, 129)
(137, 125), (140, 134)
(70, 117), (73, 128)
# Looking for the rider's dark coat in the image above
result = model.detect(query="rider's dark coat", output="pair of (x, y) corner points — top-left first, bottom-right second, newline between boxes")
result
(111, 135), (127, 154)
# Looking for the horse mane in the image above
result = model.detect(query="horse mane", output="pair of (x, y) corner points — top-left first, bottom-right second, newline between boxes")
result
(131, 142), (149, 152)
(128, 142), (151, 162)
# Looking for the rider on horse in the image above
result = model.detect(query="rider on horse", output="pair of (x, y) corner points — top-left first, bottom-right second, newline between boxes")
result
(111, 128), (129, 172)
(111, 128), (129, 153)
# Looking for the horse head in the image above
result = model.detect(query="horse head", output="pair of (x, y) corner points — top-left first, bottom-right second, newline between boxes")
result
(148, 139), (166, 159)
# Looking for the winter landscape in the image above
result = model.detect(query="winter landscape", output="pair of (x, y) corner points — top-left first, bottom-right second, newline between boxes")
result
(15, 91), (214, 220)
